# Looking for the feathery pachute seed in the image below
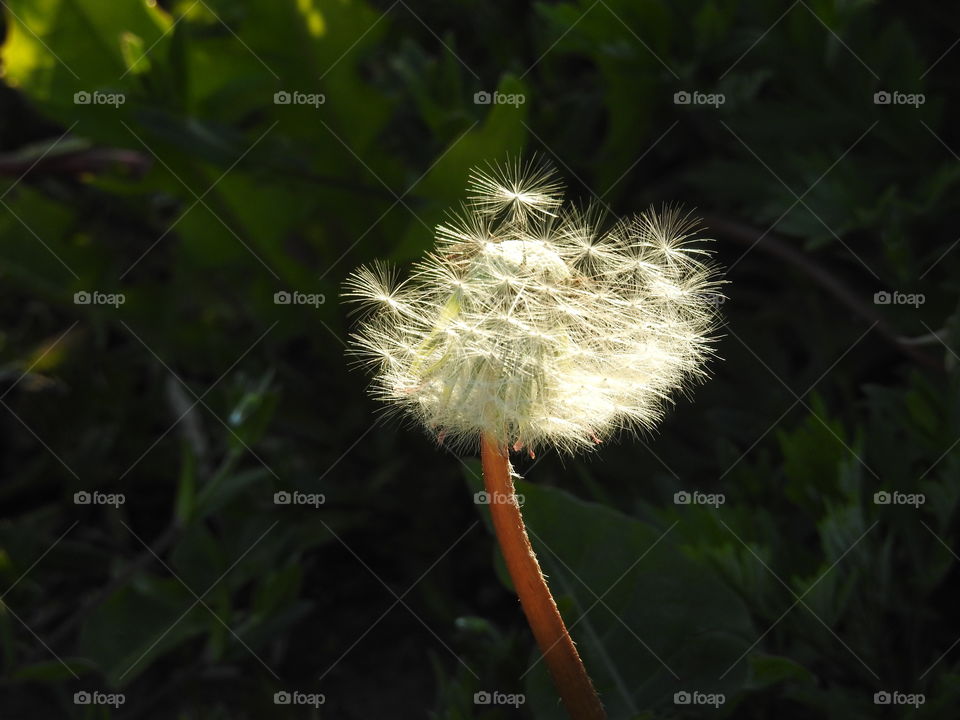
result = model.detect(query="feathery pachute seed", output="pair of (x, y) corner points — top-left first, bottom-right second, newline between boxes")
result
(343, 160), (723, 454)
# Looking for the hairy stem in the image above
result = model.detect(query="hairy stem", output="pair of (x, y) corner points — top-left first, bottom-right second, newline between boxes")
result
(480, 435), (606, 720)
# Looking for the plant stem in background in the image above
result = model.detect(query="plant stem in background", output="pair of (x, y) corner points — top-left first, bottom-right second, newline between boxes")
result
(480, 435), (606, 720)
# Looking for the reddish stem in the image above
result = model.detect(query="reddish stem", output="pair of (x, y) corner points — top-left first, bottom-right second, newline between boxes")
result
(480, 435), (606, 720)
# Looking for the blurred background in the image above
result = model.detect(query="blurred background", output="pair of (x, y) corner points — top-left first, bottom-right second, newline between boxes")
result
(0, 1), (958, 718)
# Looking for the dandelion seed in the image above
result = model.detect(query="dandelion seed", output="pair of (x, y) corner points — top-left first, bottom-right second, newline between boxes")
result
(467, 157), (564, 222)
(343, 161), (723, 455)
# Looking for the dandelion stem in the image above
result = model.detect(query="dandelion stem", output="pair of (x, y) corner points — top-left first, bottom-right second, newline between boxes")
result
(480, 435), (606, 720)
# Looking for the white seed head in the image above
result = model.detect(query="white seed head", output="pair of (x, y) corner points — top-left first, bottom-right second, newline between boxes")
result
(343, 161), (724, 454)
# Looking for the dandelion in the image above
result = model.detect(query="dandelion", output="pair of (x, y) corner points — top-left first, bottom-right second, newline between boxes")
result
(343, 159), (723, 720)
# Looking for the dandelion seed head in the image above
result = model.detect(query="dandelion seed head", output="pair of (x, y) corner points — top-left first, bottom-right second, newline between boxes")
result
(343, 161), (724, 454)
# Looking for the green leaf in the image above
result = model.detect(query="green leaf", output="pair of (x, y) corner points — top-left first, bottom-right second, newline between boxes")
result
(464, 468), (755, 718)
(196, 467), (270, 519)
(777, 394), (851, 510)
(77, 579), (208, 686)
(252, 563), (303, 617)
(2, 0), (172, 104)
(390, 73), (530, 261)
(746, 653), (816, 690)
(12, 657), (97, 681)
(171, 524), (227, 593)
(174, 443), (198, 524)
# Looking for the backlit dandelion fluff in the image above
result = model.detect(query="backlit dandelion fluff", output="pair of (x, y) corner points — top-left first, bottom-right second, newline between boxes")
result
(343, 159), (724, 720)
(343, 160), (723, 455)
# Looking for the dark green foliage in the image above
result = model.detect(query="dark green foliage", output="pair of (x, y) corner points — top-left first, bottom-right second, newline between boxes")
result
(0, 0), (957, 718)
